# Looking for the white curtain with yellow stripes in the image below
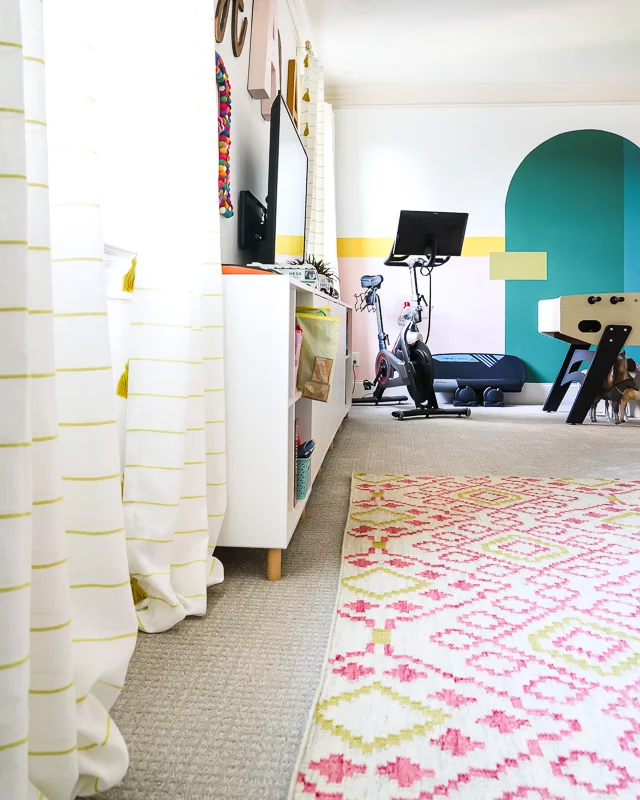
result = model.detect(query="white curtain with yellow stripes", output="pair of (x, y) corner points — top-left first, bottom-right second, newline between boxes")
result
(298, 44), (325, 260)
(118, 1), (226, 634)
(1, 0), (136, 798)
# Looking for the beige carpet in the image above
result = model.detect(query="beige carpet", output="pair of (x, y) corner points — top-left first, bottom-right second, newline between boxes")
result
(102, 406), (640, 800)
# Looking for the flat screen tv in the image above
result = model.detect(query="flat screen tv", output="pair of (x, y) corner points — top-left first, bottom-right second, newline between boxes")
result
(262, 92), (308, 265)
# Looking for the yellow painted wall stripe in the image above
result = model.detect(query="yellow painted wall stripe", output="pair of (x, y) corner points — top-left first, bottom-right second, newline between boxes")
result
(66, 527), (124, 536)
(336, 236), (505, 259)
(0, 654), (29, 671)
(275, 234), (304, 256)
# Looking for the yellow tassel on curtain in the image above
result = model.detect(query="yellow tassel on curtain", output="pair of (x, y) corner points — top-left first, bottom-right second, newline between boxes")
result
(303, 123), (309, 136)
(302, 88), (310, 102)
(116, 361), (129, 398)
(122, 254), (137, 293)
(304, 53), (309, 68)
(130, 577), (147, 606)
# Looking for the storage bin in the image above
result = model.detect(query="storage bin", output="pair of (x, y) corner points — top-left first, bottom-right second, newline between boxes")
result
(297, 456), (312, 500)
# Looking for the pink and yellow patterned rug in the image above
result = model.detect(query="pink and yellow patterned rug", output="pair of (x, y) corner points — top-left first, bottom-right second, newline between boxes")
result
(291, 474), (640, 800)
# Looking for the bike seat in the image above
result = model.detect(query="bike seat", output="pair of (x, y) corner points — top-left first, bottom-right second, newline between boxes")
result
(361, 274), (383, 289)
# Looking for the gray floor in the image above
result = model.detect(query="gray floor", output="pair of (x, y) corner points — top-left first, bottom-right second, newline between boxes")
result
(102, 406), (640, 800)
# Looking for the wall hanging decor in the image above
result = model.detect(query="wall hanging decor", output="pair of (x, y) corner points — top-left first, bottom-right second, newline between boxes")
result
(216, 52), (234, 217)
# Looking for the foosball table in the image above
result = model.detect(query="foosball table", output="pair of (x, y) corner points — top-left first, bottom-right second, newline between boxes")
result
(538, 292), (640, 423)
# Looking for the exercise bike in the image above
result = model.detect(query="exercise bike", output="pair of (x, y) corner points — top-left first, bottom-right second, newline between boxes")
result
(352, 210), (471, 421)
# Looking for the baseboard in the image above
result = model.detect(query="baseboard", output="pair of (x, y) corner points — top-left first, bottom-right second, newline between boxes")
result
(352, 381), (581, 409)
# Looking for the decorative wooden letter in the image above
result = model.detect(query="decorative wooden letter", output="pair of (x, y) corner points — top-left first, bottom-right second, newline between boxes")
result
(232, 0), (248, 57)
(215, 0), (247, 56)
(248, 0), (279, 120)
(215, 0), (231, 43)
(286, 59), (298, 128)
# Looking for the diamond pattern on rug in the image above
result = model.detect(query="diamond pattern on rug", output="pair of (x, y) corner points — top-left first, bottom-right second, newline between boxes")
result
(291, 474), (640, 799)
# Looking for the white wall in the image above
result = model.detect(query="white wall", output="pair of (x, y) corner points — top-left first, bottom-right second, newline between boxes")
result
(335, 103), (640, 381)
(216, 0), (300, 265)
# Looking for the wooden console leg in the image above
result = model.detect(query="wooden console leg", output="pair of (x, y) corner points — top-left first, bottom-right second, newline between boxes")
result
(301, 507), (307, 521)
(330, 439), (335, 451)
(338, 423), (343, 433)
(267, 548), (282, 581)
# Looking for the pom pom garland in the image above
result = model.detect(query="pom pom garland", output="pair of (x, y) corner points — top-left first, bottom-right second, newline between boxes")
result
(216, 53), (234, 218)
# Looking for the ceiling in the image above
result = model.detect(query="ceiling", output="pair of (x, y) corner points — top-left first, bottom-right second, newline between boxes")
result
(305, 0), (640, 106)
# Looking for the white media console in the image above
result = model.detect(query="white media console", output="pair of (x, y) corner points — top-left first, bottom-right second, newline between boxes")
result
(219, 272), (353, 580)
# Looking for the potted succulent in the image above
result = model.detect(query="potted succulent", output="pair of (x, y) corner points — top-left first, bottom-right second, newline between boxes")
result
(289, 255), (339, 298)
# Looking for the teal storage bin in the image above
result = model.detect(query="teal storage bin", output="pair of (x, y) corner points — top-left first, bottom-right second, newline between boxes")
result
(297, 457), (312, 500)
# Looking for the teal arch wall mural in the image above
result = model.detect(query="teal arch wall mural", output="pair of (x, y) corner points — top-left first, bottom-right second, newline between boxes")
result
(505, 130), (640, 383)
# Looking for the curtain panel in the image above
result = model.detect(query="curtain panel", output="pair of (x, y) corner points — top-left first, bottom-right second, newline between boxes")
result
(0, 0), (136, 797)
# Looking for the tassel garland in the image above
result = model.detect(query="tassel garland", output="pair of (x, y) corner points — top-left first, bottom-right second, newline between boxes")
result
(122, 254), (136, 293)
(130, 577), (147, 606)
(116, 361), (129, 398)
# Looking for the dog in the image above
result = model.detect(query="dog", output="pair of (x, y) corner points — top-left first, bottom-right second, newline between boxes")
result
(589, 353), (636, 423)
(590, 363), (615, 423)
(619, 357), (640, 423)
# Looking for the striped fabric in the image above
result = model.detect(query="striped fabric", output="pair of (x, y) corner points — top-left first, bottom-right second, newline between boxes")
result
(121, 3), (226, 634)
(0, 0), (136, 797)
(298, 46), (325, 260)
